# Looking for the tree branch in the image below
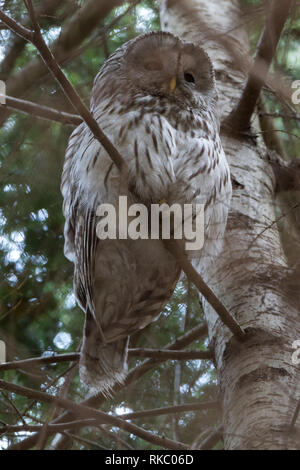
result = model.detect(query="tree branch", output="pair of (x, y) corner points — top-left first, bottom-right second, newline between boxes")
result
(0, 95), (82, 125)
(259, 111), (300, 123)
(98, 424), (135, 451)
(0, 345), (212, 372)
(0, 379), (188, 450)
(7, 322), (208, 450)
(0, 419), (96, 435)
(121, 401), (220, 420)
(62, 431), (108, 450)
(0, 353), (80, 371)
(129, 348), (213, 360)
(164, 240), (245, 341)
(226, 0), (293, 133)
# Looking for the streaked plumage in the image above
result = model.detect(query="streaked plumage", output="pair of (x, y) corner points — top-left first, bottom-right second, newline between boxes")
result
(61, 32), (231, 394)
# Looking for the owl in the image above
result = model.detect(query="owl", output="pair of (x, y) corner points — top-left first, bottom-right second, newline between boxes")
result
(61, 32), (232, 395)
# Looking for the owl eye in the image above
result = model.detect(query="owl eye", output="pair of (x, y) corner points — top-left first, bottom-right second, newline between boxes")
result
(184, 72), (195, 84)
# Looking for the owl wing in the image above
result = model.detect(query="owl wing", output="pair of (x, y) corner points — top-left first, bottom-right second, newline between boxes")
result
(61, 123), (99, 322)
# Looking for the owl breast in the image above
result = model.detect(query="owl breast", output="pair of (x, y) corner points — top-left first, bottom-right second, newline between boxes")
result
(70, 94), (231, 266)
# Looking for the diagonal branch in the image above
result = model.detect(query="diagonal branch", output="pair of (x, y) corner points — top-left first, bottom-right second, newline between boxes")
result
(164, 240), (245, 341)
(0, 95), (82, 125)
(226, 0), (293, 134)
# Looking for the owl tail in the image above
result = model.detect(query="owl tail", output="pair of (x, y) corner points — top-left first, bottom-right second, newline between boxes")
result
(80, 310), (129, 396)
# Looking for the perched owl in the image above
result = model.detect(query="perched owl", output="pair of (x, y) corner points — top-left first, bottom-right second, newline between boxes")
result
(61, 32), (231, 394)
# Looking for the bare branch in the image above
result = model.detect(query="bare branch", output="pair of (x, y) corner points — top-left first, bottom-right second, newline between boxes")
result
(0, 345), (211, 372)
(0, 379), (188, 450)
(121, 401), (220, 420)
(0, 353), (80, 371)
(130, 348), (212, 360)
(0, 95), (82, 125)
(98, 425), (135, 451)
(0, 9), (33, 41)
(0, 419), (96, 434)
(1, 391), (26, 425)
(164, 240), (245, 341)
(259, 111), (300, 123)
(7, 322), (208, 450)
(226, 0), (293, 133)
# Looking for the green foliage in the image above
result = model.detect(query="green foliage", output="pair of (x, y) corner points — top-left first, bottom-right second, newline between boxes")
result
(0, 0), (299, 450)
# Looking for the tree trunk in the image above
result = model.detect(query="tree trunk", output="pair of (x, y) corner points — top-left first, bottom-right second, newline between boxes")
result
(160, 0), (300, 450)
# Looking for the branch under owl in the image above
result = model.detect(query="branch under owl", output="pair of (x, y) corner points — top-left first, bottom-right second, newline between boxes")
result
(0, 378), (188, 450)
(0, 401), (219, 450)
(7, 322), (208, 450)
(0, 348), (212, 372)
(225, 0), (294, 135)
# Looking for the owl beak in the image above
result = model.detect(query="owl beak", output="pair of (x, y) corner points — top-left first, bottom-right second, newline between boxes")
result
(169, 76), (177, 93)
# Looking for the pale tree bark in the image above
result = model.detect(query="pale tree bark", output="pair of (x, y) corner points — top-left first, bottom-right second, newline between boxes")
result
(160, 0), (300, 450)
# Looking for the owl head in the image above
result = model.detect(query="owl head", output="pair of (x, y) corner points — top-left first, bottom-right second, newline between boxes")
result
(123, 31), (217, 109)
